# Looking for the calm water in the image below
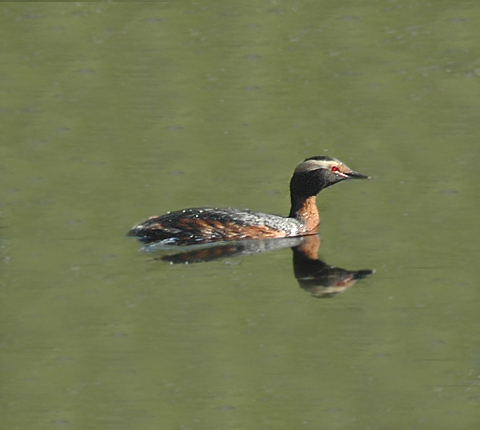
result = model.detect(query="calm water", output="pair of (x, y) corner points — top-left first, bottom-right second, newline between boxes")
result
(1, 2), (480, 429)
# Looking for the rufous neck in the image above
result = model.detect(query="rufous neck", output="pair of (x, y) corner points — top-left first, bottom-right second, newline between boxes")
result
(289, 195), (320, 233)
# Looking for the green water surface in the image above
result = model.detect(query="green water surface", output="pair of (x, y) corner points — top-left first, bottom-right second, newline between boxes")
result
(1, 2), (479, 429)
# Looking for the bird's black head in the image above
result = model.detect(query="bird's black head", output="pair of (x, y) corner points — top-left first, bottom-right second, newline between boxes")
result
(290, 156), (369, 198)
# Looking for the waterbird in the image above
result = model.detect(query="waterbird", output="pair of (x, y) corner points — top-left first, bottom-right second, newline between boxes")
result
(128, 156), (369, 245)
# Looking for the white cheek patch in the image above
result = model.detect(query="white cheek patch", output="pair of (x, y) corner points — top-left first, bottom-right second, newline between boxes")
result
(327, 161), (350, 178)
(295, 160), (324, 173)
(296, 159), (339, 173)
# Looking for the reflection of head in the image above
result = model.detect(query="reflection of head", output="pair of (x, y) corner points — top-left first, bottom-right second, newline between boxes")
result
(293, 235), (373, 298)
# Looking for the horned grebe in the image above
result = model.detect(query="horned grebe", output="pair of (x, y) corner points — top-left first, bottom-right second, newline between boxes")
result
(128, 156), (369, 245)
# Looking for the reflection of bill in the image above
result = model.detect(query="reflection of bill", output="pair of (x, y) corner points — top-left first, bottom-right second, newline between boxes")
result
(147, 234), (373, 298)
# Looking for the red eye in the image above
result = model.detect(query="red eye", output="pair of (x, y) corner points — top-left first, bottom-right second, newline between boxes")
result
(331, 166), (339, 172)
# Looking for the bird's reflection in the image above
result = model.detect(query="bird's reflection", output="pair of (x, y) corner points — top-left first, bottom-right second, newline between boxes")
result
(291, 235), (373, 298)
(142, 234), (373, 298)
